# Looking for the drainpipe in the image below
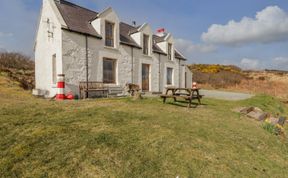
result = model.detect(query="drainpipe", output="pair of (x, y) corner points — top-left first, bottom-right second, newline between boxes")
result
(158, 53), (161, 92)
(85, 35), (89, 98)
(131, 46), (134, 84)
(178, 58), (181, 88)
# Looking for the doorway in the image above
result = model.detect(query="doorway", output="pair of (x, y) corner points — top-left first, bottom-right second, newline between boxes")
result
(142, 64), (150, 91)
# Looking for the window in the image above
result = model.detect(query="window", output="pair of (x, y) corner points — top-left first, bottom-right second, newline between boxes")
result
(52, 54), (57, 84)
(168, 43), (172, 60)
(143, 34), (149, 55)
(105, 21), (114, 47)
(167, 67), (173, 85)
(103, 58), (116, 83)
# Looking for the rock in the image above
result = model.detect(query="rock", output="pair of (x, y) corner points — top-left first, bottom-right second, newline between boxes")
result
(247, 111), (268, 121)
(278, 117), (286, 126)
(240, 107), (255, 114)
(267, 117), (279, 125)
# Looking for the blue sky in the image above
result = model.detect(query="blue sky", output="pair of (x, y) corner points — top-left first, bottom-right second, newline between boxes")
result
(1, 0), (288, 70)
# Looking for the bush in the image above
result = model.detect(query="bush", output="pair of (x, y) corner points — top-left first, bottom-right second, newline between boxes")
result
(0, 52), (35, 90)
(188, 64), (247, 88)
(262, 122), (285, 136)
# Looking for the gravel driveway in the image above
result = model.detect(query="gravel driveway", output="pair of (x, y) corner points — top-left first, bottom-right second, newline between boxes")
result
(200, 89), (254, 101)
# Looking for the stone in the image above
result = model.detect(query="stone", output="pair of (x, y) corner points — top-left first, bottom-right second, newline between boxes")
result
(247, 111), (268, 121)
(240, 107), (255, 114)
(267, 117), (279, 125)
(278, 117), (286, 126)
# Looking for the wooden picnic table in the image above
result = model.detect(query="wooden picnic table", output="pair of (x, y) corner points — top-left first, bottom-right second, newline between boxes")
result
(160, 87), (203, 108)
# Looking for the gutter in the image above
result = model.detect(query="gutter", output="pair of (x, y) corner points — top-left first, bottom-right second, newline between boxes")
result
(61, 27), (102, 39)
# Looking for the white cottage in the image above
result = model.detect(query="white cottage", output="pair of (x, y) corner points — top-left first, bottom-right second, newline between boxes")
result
(34, 0), (192, 98)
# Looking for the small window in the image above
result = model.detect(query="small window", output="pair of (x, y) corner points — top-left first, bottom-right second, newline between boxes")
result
(143, 34), (149, 55)
(52, 54), (57, 84)
(167, 67), (173, 85)
(168, 43), (172, 60)
(103, 58), (116, 83)
(105, 21), (114, 47)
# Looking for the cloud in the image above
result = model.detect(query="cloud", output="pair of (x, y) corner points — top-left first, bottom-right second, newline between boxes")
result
(174, 38), (216, 55)
(0, 32), (13, 38)
(202, 6), (288, 46)
(272, 57), (288, 70)
(240, 58), (260, 70)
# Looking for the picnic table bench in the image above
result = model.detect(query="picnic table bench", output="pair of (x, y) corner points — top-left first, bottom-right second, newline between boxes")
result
(160, 87), (203, 108)
(79, 81), (109, 99)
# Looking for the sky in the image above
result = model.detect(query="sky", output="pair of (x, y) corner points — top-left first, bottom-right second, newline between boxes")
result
(0, 0), (288, 70)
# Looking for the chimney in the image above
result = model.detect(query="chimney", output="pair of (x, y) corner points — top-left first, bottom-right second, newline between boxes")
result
(132, 21), (137, 27)
(157, 28), (166, 37)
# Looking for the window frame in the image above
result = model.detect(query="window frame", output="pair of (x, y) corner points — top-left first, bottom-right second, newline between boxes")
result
(105, 21), (115, 47)
(143, 34), (149, 55)
(103, 58), (116, 84)
(168, 43), (172, 60)
(166, 67), (173, 85)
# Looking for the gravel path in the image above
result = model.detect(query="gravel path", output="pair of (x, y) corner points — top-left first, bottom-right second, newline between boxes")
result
(200, 89), (254, 101)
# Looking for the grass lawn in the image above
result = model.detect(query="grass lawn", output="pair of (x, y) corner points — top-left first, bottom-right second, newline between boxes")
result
(0, 75), (288, 178)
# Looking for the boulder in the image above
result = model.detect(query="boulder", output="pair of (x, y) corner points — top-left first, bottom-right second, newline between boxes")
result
(247, 111), (268, 121)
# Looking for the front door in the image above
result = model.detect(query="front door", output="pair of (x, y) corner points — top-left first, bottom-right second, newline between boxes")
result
(142, 64), (150, 91)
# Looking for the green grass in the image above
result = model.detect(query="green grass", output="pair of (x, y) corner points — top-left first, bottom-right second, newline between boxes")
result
(0, 75), (288, 178)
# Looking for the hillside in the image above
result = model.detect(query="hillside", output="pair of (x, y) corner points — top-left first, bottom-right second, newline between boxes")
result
(0, 52), (34, 90)
(0, 73), (288, 177)
(189, 64), (288, 100)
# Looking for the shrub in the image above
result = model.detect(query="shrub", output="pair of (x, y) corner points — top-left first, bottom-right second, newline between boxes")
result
(262, 121), (285, 136)
(0, 52), (35, 90)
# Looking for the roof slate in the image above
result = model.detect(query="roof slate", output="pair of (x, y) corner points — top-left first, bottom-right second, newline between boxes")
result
(55, 0), (101, 38)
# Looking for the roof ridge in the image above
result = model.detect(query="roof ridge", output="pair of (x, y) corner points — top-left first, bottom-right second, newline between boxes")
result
(120, 22), (139, 29)
(55, 0), (98, 14)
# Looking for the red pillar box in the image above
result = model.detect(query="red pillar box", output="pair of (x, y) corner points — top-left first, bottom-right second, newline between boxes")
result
(56, 74), (66, 100)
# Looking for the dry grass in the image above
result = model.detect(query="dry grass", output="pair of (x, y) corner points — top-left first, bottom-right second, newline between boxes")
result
(190, 64), (288, 100)
(1, 74), (288, 177)
(0, 52), (34, 90)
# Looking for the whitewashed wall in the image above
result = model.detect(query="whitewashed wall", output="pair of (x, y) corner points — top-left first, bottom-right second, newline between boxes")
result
(34, 0), (65, 97)
(35, 1), (191, 97)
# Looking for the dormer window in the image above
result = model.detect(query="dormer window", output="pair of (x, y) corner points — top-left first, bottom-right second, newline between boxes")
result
(168, 43), (172, 60)
(143, 34), (149, 55)
(105, 21), (114, 47)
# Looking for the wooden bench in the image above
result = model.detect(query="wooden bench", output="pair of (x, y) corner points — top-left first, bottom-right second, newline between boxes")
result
(79, 81), (109, 99)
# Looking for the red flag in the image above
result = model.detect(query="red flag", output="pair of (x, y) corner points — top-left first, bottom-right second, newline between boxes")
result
(157, 28), (165, 33)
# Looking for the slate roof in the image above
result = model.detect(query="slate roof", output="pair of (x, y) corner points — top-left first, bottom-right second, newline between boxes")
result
(119, 22), (141, 48)
(55, 0), (101, 38)
(175, 50), (187, 60)
(54, 0), (186, 60)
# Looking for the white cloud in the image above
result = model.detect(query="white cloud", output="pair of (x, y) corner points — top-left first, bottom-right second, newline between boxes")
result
(0, 32), (13, 38)
(240, 58), (260, 70)
(174, 38), (216, 54)
(272, 57), (288, 70)
(202, 6), (288, 46)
